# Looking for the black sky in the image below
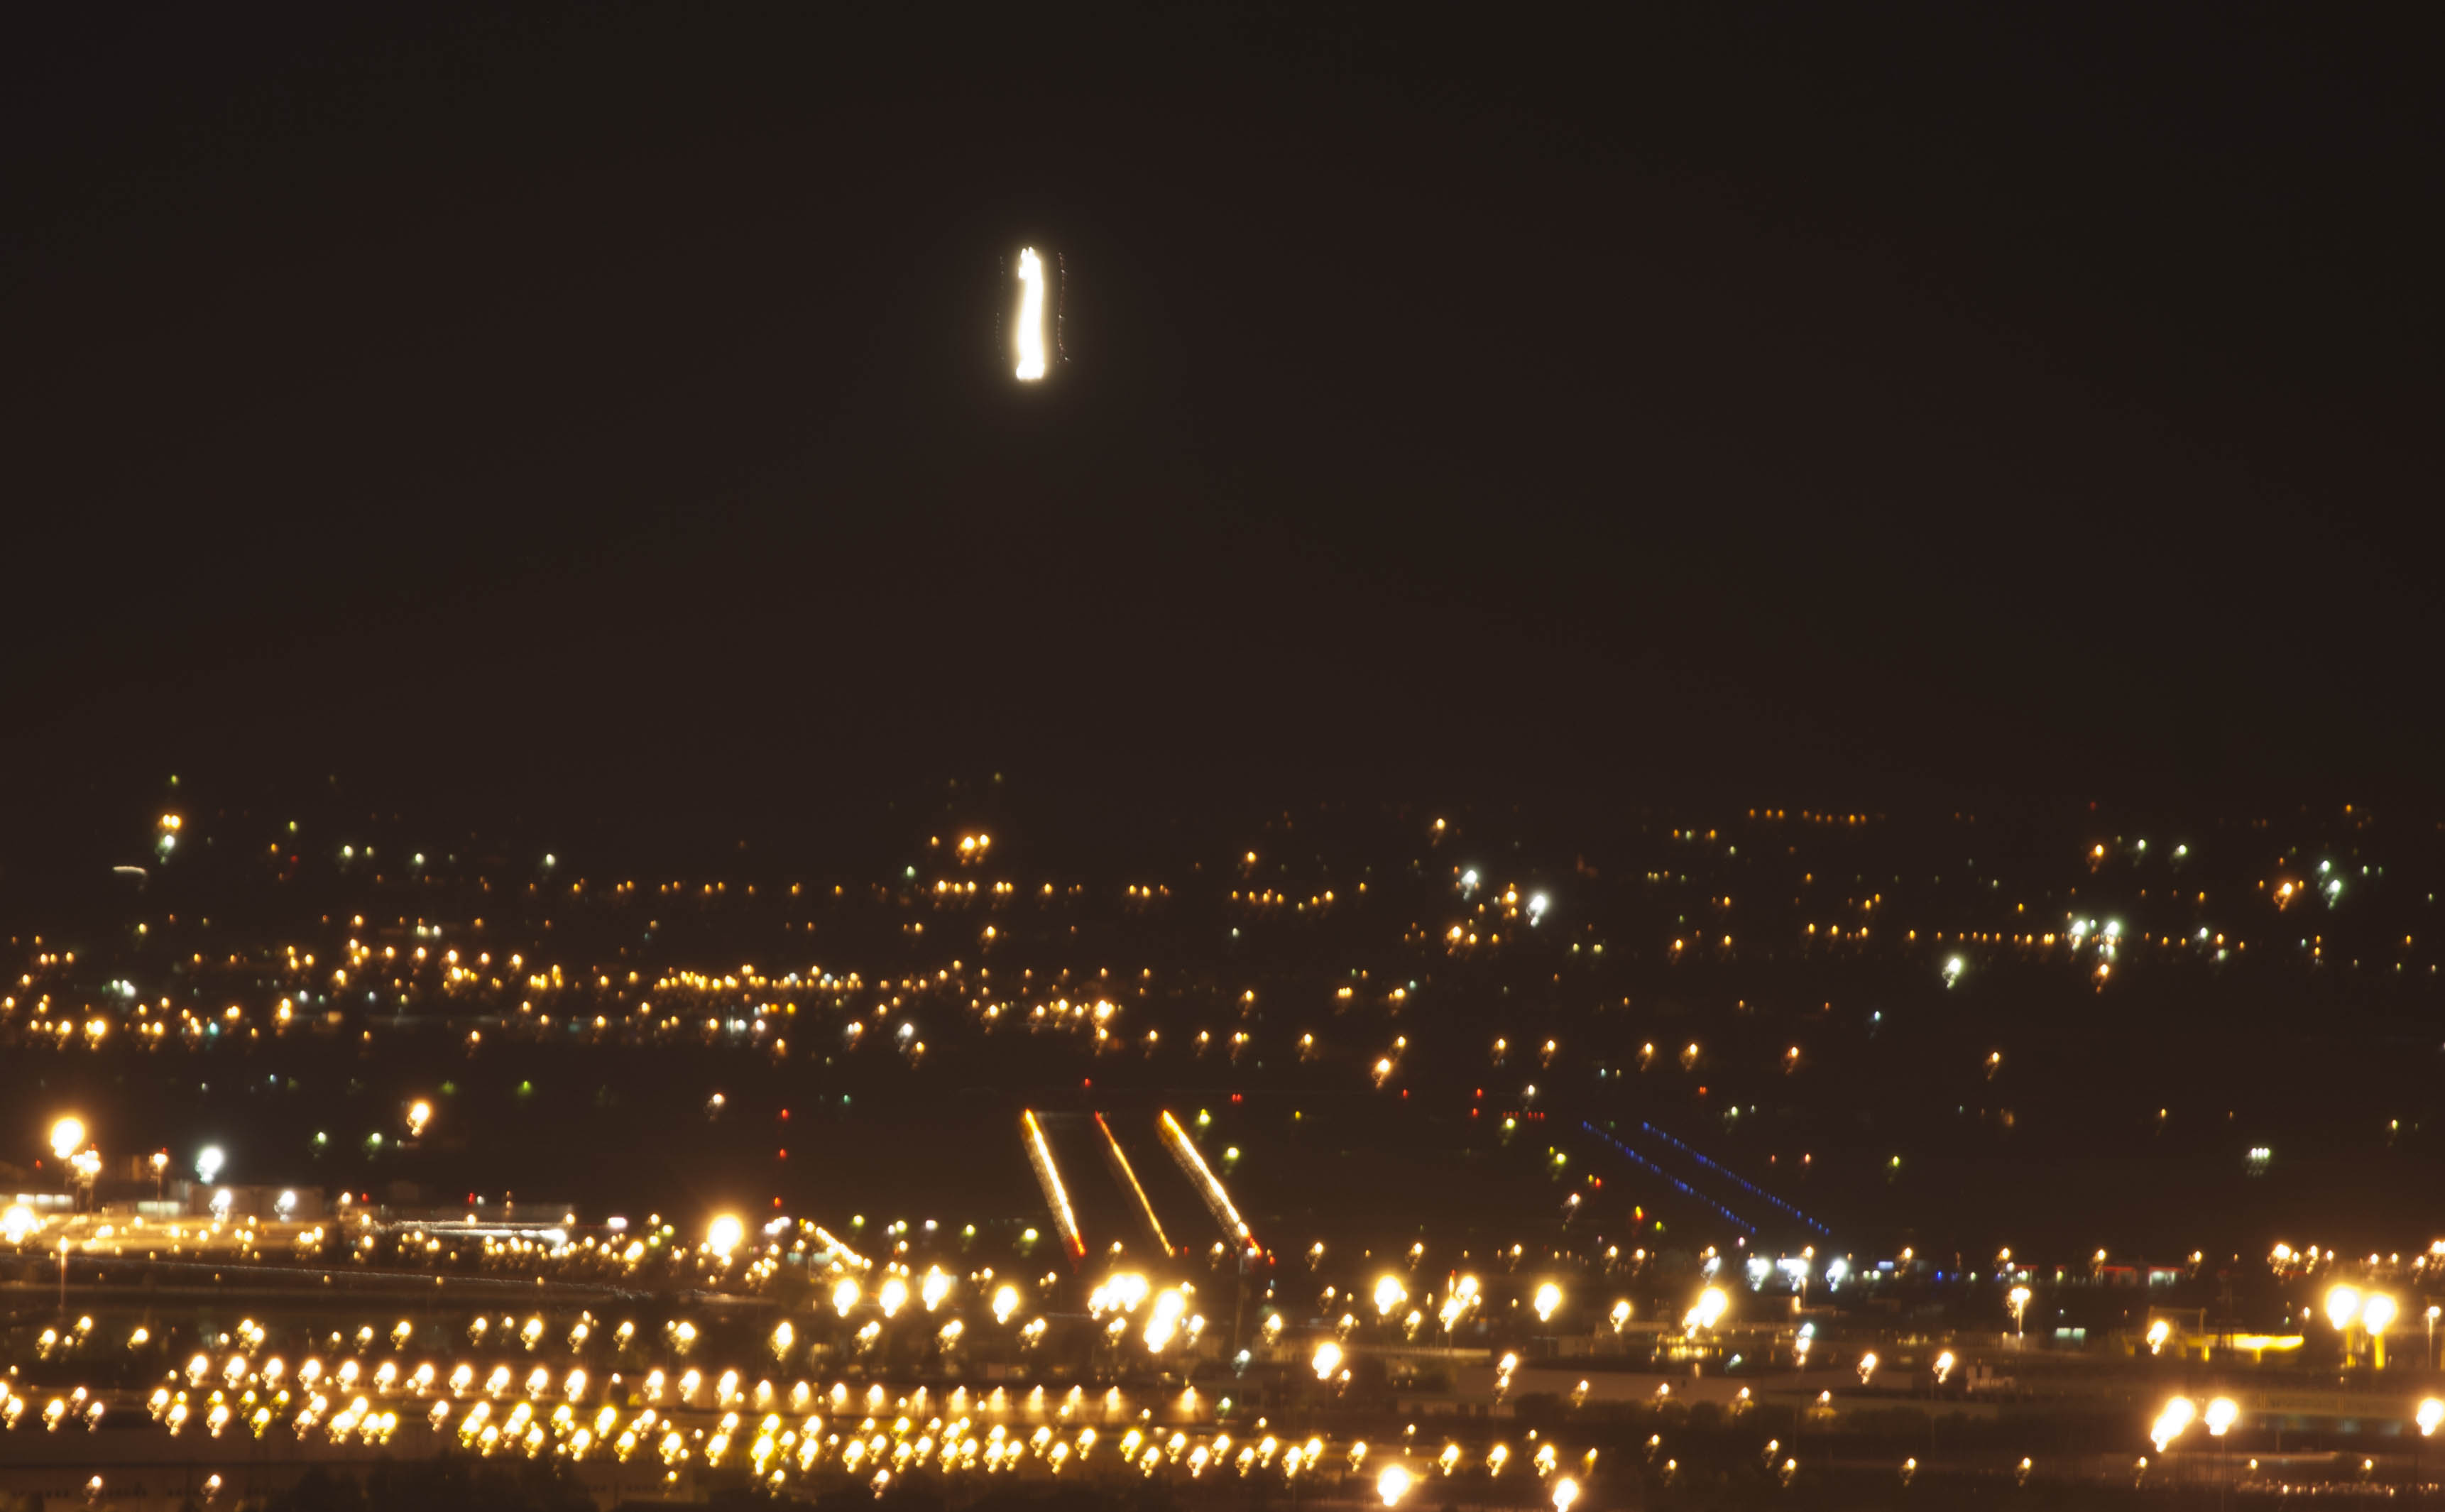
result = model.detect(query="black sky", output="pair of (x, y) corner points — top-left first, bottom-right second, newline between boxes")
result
(4, 4), (2437, 851)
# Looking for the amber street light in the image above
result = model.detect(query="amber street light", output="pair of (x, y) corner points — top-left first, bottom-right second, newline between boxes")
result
(2419, 1398), (2444, 1503)
(1376, 1466), (1412, 1508)
(2207, 1398), (2240, 1512)
(2364, 1293), (2400, 1370)
(2327, 1286), (2365, 1366)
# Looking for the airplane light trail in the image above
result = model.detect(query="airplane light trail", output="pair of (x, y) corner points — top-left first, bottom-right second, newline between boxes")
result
(809, 1222), (872, 1269)
(1157, 1110), (1258, 1259)
(1013, 247), (1048, 380)
(1094, 1111), (1174, 1255)
(1021, 1109), (1087, 1261)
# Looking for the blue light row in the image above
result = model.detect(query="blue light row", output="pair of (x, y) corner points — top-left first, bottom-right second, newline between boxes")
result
(1580, 1120), (1756, 1237)
(1638, 1120), (1832, 1236)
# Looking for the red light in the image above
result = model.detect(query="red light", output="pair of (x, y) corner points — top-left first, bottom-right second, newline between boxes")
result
(1231, 1093), (1242, 1103)
(778, 1110), (789, 1121)
(777, 1149), (787, 1160)
(1083, 1078), (1092, 1088)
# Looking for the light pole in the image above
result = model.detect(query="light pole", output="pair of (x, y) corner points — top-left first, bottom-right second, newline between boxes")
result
(2151, 1396), (2196, 1457)
(2150, 1393), (2197, 1496)
(2328, 1286), (2365, 1367)
(48, 1118), (93, 1212)
(2418, 1398), (2443, 1503)
(2367, 1294), (2399, 1371)
(2427, 1306), (2439, 1371)
(1374, 1275), (1407, 1342)
(2206, 1397), (2238, 1512)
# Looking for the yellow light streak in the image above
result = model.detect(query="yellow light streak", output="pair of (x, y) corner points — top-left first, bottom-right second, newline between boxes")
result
(1022, 1110), (1087, 1261)
(1158, 1110), (1257, 1256)
(1095, 1112), (1174, 1255)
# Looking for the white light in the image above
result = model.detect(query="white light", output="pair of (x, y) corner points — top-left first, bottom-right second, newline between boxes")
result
(196, 1146), (225, 1184)
(1014, 248), (1049, 380)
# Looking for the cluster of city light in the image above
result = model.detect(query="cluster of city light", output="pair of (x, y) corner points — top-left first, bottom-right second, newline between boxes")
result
(19, 803), (2445, 1512)
(2325, 1283), (2403, 1367)
(1079, 1272), (1206, 1358)
(13, 808), (2432, 1330)
(1440, 1275), (1484, 1335)
(16, 1354), (1596, 1506)
(21, 798), (2419, 1207)
(1681, 1286), (1729, 1337)
(2147, 1394), (2237, 1454)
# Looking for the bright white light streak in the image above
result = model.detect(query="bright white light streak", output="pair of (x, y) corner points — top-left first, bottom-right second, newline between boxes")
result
(1021, 1110), (1086, 1261)
(1159, 1110), (1258, 1256)
(1014, 248), (1049, 380)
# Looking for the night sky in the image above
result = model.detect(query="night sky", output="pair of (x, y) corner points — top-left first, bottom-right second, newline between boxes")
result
(5, 6), (2436, 859)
